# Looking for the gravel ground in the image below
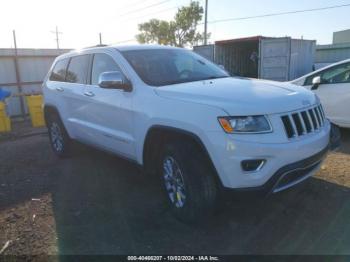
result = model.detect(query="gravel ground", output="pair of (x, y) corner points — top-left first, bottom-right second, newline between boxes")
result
(0, 123), (349, 255)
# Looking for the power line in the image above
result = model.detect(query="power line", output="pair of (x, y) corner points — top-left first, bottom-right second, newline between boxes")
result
(119, 0), (197, 23)
(119, 0), (157, 10)
(119, 5), (179, 22)
(118, 0), (172, 17)
(201, 3), (350, 25)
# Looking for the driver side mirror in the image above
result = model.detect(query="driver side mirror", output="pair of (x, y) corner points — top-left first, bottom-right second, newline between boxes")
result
(98, 71), (132, 92)
(311, 76), (321, 90)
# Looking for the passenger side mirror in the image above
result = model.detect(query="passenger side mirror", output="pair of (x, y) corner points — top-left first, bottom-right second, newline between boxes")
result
(98, 71), (132, 92)
(311, 76), (321, 90)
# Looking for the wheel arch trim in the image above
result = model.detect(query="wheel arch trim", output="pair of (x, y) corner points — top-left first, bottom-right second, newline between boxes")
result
(142, 125), (222, 186)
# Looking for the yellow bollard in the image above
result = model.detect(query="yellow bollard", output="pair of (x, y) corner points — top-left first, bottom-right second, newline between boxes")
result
(25, 95), (46, 127)
(0, 102), (11, 132)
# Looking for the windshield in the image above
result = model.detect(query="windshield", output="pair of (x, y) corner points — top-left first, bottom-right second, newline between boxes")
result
(121, 48), (229, 86)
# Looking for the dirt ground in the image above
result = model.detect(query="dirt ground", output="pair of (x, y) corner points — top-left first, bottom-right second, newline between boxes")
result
(0, 121), (350, 255)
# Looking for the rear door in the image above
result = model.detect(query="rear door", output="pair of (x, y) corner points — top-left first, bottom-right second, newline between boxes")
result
(304, 62), (350, 127)
(62, 54), (91, 139)
(45, 57), (70, 116)
(259, 37), (291, 81)
(82, 51), (135, 159)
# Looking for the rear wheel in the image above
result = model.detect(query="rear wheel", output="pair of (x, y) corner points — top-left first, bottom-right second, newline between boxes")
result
(47, 113), (72, 158)
(159, 140), (218, 223)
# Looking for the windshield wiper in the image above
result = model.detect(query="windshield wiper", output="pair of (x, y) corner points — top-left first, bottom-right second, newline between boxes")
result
(205, 76), (230, 80)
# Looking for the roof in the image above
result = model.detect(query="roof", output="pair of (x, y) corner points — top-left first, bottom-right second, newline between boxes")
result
(77, 44), (179, 52)
(316, 42), (350, 50)
(215, 36), (267, 45)
(113, 44), (180, 51)
(56, 44), (182, 60)
(215, 36), (315, 45)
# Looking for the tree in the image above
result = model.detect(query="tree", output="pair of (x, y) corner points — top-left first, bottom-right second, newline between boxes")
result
(136, 19), (174, 45)
(136, 1), (209, 47)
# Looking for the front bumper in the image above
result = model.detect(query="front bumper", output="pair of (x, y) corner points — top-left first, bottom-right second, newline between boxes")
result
(205, 120), (331, 191)
(236, 146), (328, 194)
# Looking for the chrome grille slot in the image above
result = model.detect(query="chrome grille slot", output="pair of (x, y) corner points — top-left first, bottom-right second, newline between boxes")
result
(317, 106), (324, 124)
(319, 105), (326, 120)
(308, 109), (318, 129)
(281, 104), (326, 139)
(281, 116), (295, 138)
(314, 108), (322, 127)
(301, 111), (312, 133)
(292, 113), (303, 136)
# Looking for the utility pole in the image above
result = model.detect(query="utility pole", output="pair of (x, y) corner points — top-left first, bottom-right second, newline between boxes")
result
(12, 30), (25, 117)
(204, 0), (208, 45)
(99, 32), (102, 45)
(51, 26), (62, 49)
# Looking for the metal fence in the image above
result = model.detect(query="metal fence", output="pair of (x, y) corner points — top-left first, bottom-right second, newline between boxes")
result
(0, 48), (70, 117)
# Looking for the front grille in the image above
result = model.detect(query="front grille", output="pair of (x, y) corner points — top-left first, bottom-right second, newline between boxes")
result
(281, 104), (326, 139)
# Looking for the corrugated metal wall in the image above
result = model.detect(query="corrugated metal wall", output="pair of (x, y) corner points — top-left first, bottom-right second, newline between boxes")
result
(315, 43), (350, 64)
(259, 37), (291, 81)
(0, 48), (70, 116)
(215, 40), (259, 78)
(289, 39), (316, 80)
(193, 45), (215, 62)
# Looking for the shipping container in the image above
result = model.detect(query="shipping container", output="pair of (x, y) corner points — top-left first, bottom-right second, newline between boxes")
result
(193, 44), (215, 62)
(212, 36), (315, 81)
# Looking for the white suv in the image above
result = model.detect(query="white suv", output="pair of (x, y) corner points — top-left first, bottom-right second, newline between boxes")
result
(43, 45), (331, 221)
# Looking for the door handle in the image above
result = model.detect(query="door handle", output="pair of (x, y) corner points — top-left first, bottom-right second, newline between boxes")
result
(56, 87), (64, 92)
(84, 91), (95, 97)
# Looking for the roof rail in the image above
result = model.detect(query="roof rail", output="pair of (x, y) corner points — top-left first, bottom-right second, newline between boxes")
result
(82, 44), (108, 49)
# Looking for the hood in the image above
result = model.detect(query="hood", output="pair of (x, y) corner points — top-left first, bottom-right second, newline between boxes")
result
(154, 77), (318, 115)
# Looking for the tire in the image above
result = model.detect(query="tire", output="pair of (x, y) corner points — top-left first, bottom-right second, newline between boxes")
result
(47, 112), (72, 158)
(329, 123), (341, 151)
(159, 140), (218, 223)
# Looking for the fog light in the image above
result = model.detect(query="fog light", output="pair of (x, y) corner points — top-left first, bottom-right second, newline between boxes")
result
(241, 159), (266, 172)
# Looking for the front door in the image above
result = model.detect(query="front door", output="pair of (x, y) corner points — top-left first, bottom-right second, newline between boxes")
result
(82, 51), (135, 159)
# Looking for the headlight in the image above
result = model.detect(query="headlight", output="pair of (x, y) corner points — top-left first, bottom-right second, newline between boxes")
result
(218, 115), (272, 133)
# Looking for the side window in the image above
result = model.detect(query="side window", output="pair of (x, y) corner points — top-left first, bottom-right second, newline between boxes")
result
(304, 62), (350, 86)
(66, 55), (90, 84)
(321, 62), (350, 84)
(91, 53), (121, 85)
(49, 58), (69, 82)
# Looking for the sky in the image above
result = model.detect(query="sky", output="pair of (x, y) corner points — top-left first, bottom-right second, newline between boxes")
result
(1, 0), (350, 49)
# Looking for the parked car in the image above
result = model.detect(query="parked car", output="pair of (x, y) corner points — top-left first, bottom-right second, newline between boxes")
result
(43, 45), (331, 222)
(291, 59), (350, 128)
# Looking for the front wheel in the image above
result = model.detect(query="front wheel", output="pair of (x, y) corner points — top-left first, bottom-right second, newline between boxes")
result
(47, 113), (72, 158)
(160, 141), (218, 223)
